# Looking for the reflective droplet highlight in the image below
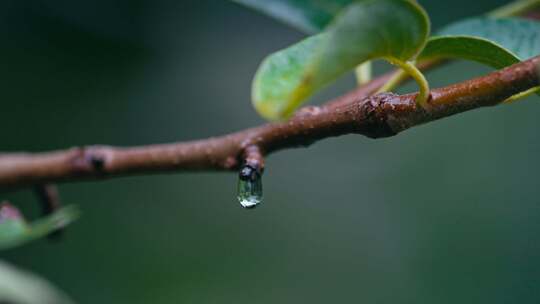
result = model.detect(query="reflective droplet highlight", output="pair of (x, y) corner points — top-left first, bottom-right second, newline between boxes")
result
(237, 165), (263, 209)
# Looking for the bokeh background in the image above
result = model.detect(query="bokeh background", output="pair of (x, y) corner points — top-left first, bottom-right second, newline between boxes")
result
(2, 0), (540, 303)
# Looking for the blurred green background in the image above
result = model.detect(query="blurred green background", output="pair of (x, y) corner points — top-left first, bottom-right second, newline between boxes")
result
(2, 0), (540, 303)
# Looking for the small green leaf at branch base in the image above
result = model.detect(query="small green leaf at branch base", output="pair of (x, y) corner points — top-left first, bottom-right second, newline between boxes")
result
(0, 203), (80, 251)
(252, 0), (430, 120)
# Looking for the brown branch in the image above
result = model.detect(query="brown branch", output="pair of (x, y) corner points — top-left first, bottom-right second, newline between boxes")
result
(0, 56), (539, 191)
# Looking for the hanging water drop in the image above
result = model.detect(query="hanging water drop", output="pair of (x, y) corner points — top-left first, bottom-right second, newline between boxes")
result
(237, 165), (263, 209)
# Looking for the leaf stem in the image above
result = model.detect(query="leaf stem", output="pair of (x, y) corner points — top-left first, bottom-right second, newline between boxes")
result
(503, 86), (540, 103)
(379, 59), (430, 108)
(354, 62), (372, 86)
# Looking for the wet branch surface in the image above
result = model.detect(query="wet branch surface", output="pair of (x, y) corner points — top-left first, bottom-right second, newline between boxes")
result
(1, 56), (539, 191)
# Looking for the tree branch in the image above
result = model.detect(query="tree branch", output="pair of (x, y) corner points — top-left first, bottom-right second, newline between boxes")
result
(1, 56), (539, 191)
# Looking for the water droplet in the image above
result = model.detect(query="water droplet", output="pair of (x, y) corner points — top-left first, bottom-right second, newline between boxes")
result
(237, 165), (263, 209)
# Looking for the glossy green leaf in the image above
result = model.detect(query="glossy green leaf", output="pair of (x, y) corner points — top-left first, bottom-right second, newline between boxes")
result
(416, 17), (540, 99)
(252, 0), (430, 120)
(0, 203), (80, 250)
(432, 17), (540, 61)
(419, 36), (521, 70)
(231, 0), (354, 33)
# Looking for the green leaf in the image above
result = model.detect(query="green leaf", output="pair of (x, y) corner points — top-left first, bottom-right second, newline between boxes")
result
(419, 36), (521, 70)
(0, 203), (29, 247)
(252, 0), (430, 120)
(0, 203), (80, 250)
(430, 17), (540, 61)
(0, 260), (75, 304)
(416, 17), (540, 100)
(231, 0), (354, 33)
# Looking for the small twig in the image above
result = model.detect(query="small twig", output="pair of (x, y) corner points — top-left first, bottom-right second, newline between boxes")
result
(243, 145), (265, 172)
(34, 184), (63, 239)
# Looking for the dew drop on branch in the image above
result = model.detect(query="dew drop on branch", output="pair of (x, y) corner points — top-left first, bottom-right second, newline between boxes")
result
(237, 165), (263, 209)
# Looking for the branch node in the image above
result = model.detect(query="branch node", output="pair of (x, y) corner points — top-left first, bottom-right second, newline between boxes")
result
(360, 93), (402, 138)
(243, 145), (264, 173)
(295, 105), (323, 117)
(71, 146), (108, 173)
(89, 155), (105, 171)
